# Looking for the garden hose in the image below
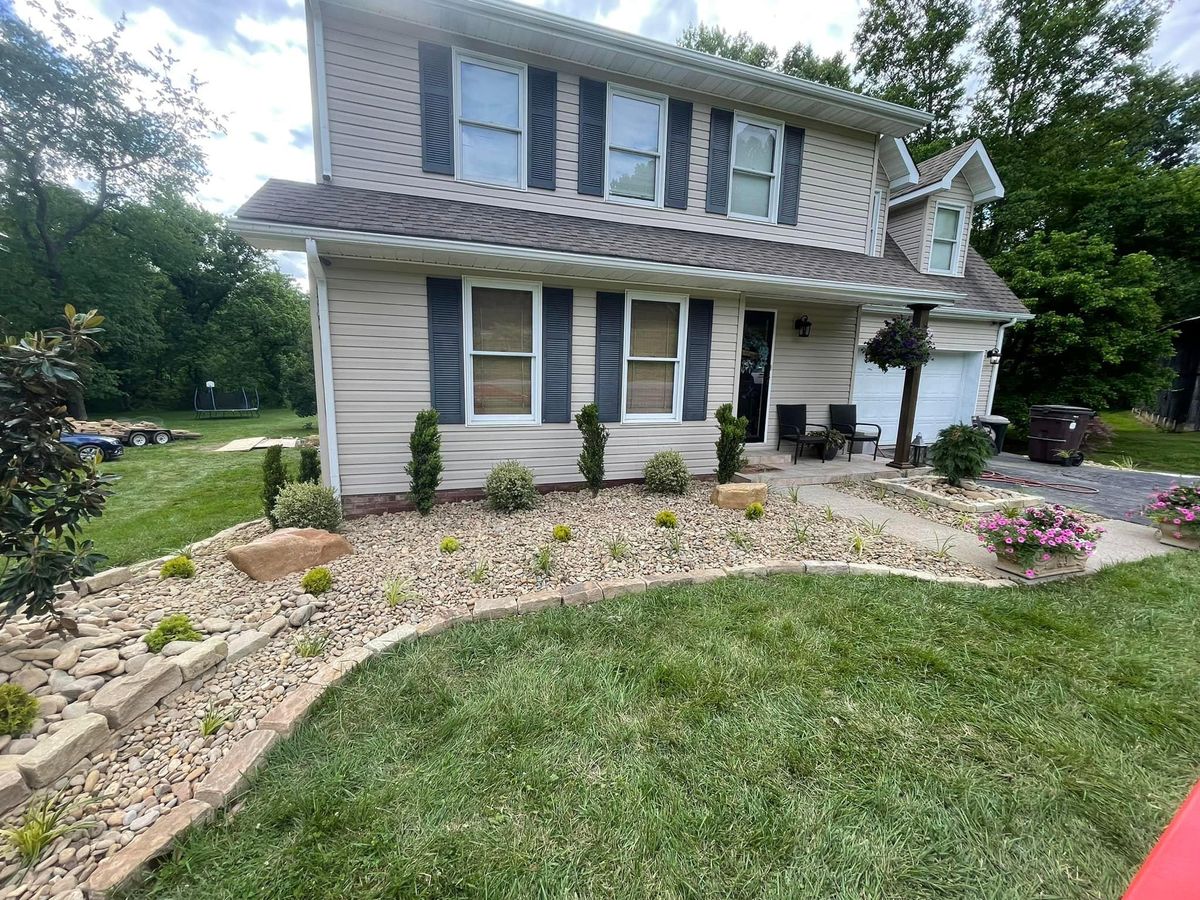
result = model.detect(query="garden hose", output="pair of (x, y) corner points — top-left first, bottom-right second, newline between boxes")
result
(978, 471), (1101, 495)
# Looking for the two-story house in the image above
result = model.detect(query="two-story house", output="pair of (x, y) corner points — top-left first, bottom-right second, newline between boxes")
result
(232, 0), (1030, 514)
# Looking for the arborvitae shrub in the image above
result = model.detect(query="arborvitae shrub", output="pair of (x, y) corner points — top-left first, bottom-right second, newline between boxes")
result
(262, 445), (288, 526)
(575, 403), (608, 496)
(715, 403), (748, 484)
(298, 447), (321, 484)
(406, 409), (443, 515)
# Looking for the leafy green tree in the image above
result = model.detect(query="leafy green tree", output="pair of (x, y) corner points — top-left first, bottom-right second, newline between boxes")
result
(781, 43), (855, 90)
(992, 232), (1172, 420)
(677, 23), (777, 69)
(853, 0), (972, 144)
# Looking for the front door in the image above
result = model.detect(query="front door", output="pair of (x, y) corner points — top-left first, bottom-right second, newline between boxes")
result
(737, 310), (775, 443)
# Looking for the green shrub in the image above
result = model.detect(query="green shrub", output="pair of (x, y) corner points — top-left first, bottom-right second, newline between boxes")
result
(300, 566), (333, 595)
(655, 509), (678, 529)
(262, 445), (288, 527)
(930, 424), (995, 486)
(440, 536), (461, 554)
(575, 402), (608, 496)
(159, 556), (195, 579)
(485, 460), (539, 512)
(298, 446), (321, 484)
(0, 685), (38, 737)
(552, 524), (572, 542)
(715, 403), (749, 484)
(744, 502), (765, 521)
(272, 482), (343, 531)
(406, 409), (443, 515)
(145, 614), (201, 653)
(643, 451), (690, 495)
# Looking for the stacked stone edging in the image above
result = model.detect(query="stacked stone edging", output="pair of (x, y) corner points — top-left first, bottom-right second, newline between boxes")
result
(77, 558), (1012, 898)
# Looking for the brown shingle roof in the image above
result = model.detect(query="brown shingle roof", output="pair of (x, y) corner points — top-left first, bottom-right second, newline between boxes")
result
(235, 179), (1027, 316)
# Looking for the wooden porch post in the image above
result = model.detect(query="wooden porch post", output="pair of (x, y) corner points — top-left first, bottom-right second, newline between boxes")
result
(887, 303), (935, 469)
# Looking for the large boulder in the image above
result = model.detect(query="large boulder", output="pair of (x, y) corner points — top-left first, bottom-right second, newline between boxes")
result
(710, 482), (768, 510)
(225, 528), (352, 582)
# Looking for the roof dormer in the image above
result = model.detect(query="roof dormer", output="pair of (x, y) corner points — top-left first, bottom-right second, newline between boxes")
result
(888, 139), (1004, 207)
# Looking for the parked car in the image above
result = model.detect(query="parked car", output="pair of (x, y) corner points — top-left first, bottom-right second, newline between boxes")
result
(61, 433), (124, 464)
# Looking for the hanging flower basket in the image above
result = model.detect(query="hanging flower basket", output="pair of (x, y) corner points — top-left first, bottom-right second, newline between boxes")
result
(863, 317), (935, 372)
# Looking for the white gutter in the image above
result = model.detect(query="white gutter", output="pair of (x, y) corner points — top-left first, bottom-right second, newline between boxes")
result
(985, 317), (1021, 415)
(305, 239), (341, 496)
(236, 220), (967, 306)
(862, 303), (1033, 322)
(307, 0), (333, 181)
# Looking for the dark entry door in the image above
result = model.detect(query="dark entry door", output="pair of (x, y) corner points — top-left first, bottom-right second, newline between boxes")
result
(737, 310), (775, 443)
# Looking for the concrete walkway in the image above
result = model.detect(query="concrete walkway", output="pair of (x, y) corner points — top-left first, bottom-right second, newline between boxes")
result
(786, 483), (1177, 582)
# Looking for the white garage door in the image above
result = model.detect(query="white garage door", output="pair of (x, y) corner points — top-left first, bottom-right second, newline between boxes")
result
(852, 350), (984, 444)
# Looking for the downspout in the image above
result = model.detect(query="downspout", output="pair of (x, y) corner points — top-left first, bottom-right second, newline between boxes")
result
(306, 239), (341, 495)
(985, 317), (1019, 415)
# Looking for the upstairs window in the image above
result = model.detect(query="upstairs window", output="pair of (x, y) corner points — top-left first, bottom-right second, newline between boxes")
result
(464, 279), (541, 424)
(606, 88), (666, 205)
(454, 53), (526, 189)
(623, 292), (687, 422)
(929, 203), (964, 274)
(728, 114), (782, 221)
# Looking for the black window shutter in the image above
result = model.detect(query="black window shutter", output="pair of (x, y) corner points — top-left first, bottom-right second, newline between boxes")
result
(594, 291), (624, 423)
(665, 99), (692, 210)
(541, 287), (573, 422)
(682, 299), (713, 421)
(528, 67), (557, 191)
(577, 77), (607, 196)
(418, 42), (454, 175)
(706, 108), (733, 214)
(426, 277), (464, 424)
(777, 125), (805, 226)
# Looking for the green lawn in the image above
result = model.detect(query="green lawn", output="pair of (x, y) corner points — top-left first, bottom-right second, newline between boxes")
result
(85, 408), (313, 568)
(1092, 410), (1200, 474)
(127, 555), (1200, 899)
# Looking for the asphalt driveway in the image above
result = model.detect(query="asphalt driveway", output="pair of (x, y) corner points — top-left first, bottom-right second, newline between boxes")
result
(982, 453), (1199, 522)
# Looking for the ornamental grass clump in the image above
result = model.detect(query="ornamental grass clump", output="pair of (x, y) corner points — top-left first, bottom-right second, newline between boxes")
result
(1141, 485), (1200, 542)
(976, 505), (1103, 576)
(930, 424), (994, 486)
(863, 317), (935, 372)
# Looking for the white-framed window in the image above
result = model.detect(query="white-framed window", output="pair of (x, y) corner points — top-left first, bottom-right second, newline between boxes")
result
(622, 291), (688, 423)
(866, 187), (885, 256)
(728, 113), (783, 221)
(928, 202), (965, 275)
(605, 86), (667, 206)
(453, 50), (526, 189)
(463, 278), (541, 425)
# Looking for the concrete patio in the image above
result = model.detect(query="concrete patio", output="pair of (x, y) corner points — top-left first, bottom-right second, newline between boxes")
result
(736, 447), (933, 486)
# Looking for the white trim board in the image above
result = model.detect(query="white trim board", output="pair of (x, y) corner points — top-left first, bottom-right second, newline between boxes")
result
(888, 139), (1005, 208)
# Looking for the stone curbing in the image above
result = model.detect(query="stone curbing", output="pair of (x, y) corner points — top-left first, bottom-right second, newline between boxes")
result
(77, 559), (1012, 897)
(875, 477), (1043, 514)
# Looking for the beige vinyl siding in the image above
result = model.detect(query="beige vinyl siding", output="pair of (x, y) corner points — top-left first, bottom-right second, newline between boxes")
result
(886, 199), (925, 269)
(741, 301), (859, 448)
(324, 261), (740, 495)
(921, 174), (974, 276)
(858, 312), (1002, 416)
(320, 7), (877, 255)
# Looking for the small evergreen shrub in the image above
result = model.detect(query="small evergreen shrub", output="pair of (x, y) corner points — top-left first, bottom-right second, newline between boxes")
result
(440, 536), (461, 554)
(930, 424), (995, 486)
(272, 482), (343, 531)
(744, 502), (765, 521)
(406, 409), (443, 515)
(655, 509), (678, 529)
(485, 460), (539, 512)
(262, 445), (288, 527)
(0, 685), (38, 737)
(145, 614), (202, 653)
(298, 446), (321, 484)
(552, 524), (572, 542)
(300, 566), (333, 594)
(159, 555), (196, 579)
(575, 402), (608, 496)
(714, 403), (748, 484)
(643, 451), (690, 495)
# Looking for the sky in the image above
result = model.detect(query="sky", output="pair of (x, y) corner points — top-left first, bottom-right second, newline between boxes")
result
(12, 0), (1200, 282)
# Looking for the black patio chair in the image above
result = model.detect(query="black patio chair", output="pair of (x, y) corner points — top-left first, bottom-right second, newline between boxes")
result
(776, 404), (831, 464)
(830, 404), (882, 461)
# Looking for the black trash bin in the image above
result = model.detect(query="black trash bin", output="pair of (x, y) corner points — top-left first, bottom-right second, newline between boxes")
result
(976, 415), (1010, 456)
(1027, 405), (1093, 463)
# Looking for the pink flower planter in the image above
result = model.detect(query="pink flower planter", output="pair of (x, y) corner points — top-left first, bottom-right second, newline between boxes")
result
(994, 553), (1087, 581)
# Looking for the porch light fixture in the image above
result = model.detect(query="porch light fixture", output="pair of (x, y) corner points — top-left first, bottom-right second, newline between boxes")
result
(794, 315), (812, 338)
(986, 347), (1002, 366)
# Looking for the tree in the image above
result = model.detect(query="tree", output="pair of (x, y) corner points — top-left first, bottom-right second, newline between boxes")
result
(853, 0), (972, 144)
(677, 23), (777, 69)
(781, 43), (855, 90)
(0, 306), (116, 623)
(406, 409), (443, 515)
(991, 232), (1172, 421)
